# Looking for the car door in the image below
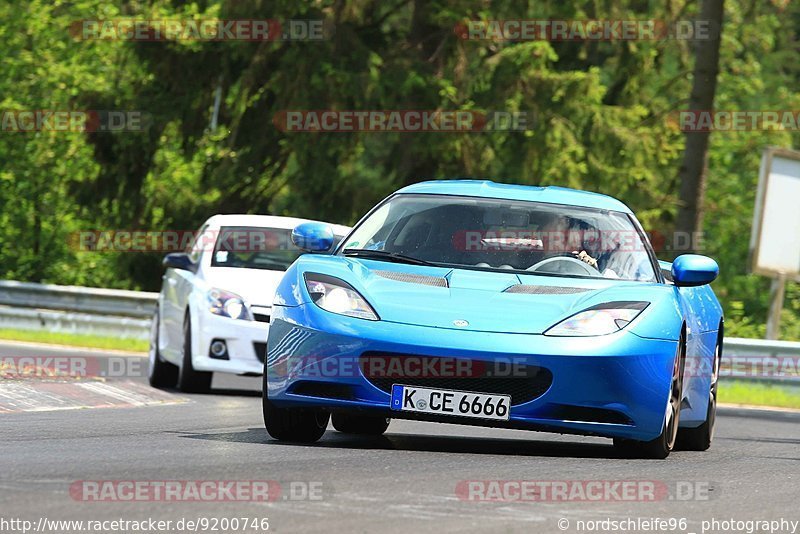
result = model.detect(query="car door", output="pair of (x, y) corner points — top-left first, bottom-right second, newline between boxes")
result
(161, 224), (208, 361)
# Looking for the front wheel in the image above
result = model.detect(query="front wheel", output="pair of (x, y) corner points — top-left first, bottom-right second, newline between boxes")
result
(262, 374), (329, 442)
(615, 336), (685, 459)
(263, 399), (329, 443)
(332, 413), (390, 435)
(148, 308), (178, 388)
(177, 314), (212, 393)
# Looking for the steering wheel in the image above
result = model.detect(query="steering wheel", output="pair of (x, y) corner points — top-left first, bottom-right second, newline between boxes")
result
(527, 255), (600, 276)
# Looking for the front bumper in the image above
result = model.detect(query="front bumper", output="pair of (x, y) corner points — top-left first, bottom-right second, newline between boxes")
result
(193, 309), (269, 375)
(266, 304), (678, 441)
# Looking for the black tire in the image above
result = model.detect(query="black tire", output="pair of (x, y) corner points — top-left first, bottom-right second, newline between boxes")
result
(331, 413), (390, 435)
(676, 342), (720, 451)
(614, 335), (686, 459)
(177, 313), (212, 393)
(147, 308), (178, 388)
(262, 374), (329, 442)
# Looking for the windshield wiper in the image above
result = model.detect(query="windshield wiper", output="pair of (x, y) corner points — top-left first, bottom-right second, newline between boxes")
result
(342, 248), (437, 266)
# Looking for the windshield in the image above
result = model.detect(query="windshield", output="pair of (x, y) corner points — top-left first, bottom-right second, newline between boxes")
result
(210, 226), (305, 271)
(340, 194), (658, 282)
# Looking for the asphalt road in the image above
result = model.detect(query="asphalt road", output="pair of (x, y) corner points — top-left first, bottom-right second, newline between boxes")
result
(1, 341), (799, 534)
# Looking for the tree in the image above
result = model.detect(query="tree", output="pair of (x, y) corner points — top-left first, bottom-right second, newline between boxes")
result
(675, 0), (725, 246)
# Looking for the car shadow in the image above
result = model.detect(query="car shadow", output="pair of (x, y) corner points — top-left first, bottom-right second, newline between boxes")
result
(206, 388), (261, 397)
(157, 385), (261, 397)
(177, 426), (625, 459)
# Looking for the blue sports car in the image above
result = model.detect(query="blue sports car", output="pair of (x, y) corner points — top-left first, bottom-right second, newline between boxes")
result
(263, 180), (722, 458)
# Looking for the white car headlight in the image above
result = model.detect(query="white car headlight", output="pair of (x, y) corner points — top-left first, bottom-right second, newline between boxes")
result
(304, 273), (379, 321)
(544, 302), (649, 337)
(207, 288), (251, 320)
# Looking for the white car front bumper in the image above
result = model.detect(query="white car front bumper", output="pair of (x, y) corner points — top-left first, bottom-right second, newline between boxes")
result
(192, 306), (271, 375)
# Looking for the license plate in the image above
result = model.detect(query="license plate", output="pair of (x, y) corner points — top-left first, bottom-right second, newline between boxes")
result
(390, 385), (511, 421)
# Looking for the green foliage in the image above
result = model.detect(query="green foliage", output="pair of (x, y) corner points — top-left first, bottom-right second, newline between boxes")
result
(1, 0), (798, 338)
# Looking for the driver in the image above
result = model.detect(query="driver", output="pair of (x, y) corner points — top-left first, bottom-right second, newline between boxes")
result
(537, 214), (617, 277)
(568, 218), (625, 277)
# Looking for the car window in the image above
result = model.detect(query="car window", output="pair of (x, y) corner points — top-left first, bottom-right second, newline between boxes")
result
(210, 226), (305, 271)
(342, 194), (658, 282)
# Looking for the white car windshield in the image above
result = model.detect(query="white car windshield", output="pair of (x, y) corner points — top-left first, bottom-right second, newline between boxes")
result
(210, 226), (304, 271)
(340, 194), (658, 282)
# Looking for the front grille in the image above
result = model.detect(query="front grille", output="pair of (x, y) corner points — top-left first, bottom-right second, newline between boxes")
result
(373, 270), (448, 287)
(504, 285), (591, 295)
(253, 342), (268, 363)
(359, 352), (552, 406)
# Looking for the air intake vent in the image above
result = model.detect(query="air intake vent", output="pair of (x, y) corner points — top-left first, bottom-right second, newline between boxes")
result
(374, 270), (448, 287)
(504, 285), (591, 295)
(289, 381), (356, 401)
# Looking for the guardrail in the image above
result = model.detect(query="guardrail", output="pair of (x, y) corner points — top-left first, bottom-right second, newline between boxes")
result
(722, 337), (800, 384)
(0, 280), (157, 340)
(0, 280), (156, 318)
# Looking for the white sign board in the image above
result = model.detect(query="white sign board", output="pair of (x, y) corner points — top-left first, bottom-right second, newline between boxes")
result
(749, 147), (800, 281)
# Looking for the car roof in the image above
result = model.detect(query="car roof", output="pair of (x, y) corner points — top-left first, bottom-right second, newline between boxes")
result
(395, 180), (633, 214)
(203, 214), (351, 235)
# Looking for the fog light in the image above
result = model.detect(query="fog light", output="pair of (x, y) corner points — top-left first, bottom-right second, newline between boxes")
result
(209, 339), (228, 359)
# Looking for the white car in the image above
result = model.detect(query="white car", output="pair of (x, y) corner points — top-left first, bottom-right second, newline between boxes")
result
(148, 214), (350, 392)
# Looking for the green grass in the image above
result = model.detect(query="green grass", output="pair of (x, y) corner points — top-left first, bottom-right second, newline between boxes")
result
(719, 380), (800, 409)
(0, 329), (148, 353)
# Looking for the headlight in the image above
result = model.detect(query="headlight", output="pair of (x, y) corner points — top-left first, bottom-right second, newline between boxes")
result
(544, 301), (649, 337)
(304, 273), (379, 321)
(207, 288), (251, 320)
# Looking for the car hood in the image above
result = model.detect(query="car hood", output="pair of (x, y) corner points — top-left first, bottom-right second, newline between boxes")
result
(203, 267), (285, 307)
(297, 257), (673, 334)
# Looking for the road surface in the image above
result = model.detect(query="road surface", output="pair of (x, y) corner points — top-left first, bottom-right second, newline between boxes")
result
(1, 341), (798, 533)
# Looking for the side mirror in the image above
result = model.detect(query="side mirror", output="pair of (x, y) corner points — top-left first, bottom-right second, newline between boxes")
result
(163, 253), (197, 273)
(292, 222), (334, 252)
(671, 254), (718, 287)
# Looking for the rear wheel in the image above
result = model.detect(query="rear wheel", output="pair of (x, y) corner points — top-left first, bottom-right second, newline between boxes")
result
(177, 314), (212, 393)
(147, 308), (178, 388)
(331, 413), (390, 435)
(676, 343), (720, 451)
(615, 335), (685, 459)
